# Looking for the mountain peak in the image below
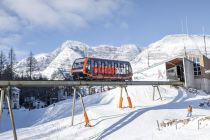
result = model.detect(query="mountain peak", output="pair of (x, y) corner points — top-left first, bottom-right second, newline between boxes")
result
(60, 40), (89, 50)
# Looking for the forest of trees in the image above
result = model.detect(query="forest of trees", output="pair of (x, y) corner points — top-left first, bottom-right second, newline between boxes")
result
(0, 49), (40, 80)
(0, 48), (73, 109)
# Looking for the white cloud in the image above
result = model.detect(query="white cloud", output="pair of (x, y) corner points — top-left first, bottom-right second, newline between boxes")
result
(0, 35), (27, 60)
(0, 0), (131, 59)
(0, 10), (21, 32)
(0, 34), (21, 48)
(1, 0), (126, 30)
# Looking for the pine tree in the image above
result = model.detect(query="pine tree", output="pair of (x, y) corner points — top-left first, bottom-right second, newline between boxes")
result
(0, 51), (7, 80)
(26, 51), (38, 79)
(5, 48), (16, 80)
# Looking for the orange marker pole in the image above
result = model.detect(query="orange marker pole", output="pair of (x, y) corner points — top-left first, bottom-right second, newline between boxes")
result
(127, 96), (133, 108)
(119, 87), (123, 108)
(125, 87), (133, 108)
(119, 97), (123, 108)
(79, 92), (91, 127)
(84, 111), (91, 127)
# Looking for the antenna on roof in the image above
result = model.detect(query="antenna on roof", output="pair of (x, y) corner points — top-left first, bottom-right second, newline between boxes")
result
(202, 27), (208, 56)
(183, 16), (189, 57)
(181, 20), (184, 34)
(185, 16), (189, 35)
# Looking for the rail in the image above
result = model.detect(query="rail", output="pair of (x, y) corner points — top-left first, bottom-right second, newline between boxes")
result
(0, 80), (183, 87)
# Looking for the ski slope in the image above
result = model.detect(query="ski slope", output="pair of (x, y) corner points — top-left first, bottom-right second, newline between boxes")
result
(1, 86), (210, 140)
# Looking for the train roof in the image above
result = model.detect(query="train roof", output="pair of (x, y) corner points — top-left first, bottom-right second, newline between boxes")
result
(75, 57), (131, 63)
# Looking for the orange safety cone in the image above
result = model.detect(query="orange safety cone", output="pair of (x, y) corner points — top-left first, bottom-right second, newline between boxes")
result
(119, 97), (123, 108)
(84, 111), (91, 127)
(127, 96), (133, 108)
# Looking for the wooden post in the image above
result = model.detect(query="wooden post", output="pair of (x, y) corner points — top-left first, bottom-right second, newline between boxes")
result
(119, 86), (123, 108)
(78, 91), (90, 127)
(101, 86), (103, 92)
(0, 88), (5, 123)
(124, 87), (133, 108)
(198, 120), (200, 130)
(6, 87), (17, 140)
(156, 120), (160, 131)
(153, 86), (162, 101)
(71, 87), (76, 126)
(157, 86), (163, 100)
(152, 86), (155, 101)
(88, 86), (91, 95)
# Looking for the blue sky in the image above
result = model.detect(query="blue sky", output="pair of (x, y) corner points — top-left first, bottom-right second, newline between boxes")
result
(0, 0), (210, 59)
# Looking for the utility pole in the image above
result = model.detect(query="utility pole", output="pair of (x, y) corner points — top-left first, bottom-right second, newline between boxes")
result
(147, 50), (150, 67)
(185, 16), (189, 35)
(203, 27), (208, 56)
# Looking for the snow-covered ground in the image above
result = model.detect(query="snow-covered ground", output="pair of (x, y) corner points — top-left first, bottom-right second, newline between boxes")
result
(1, 86), (210, 140)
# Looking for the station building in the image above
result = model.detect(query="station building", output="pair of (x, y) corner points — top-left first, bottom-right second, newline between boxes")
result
(133, 52), (210, 93)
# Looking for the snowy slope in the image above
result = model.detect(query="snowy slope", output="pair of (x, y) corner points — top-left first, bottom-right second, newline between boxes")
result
(132, 34), (210, 72)
(92, 44), (140, 61)
(15, 40), (140, 79)
(1, 86), (210, 140)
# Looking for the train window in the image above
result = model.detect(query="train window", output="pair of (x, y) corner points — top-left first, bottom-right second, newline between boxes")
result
(86, 61), (90, 73)
(98, 61), (101, 74)
(129, 65), (132, 74)
(125, 64), (129, 74)
(105, 61), (108, 75)
(112, 62), (114, 74)
(114, 63), (118, 75)
(120, 63), (124, 75)
(73, 58), (85, 69)
(101, 61), (105, 74)
(117, 63), (121, 75)
(107, 62), (111, 74)
(94, 61), (98, 74)
(105, 61), (108, 66)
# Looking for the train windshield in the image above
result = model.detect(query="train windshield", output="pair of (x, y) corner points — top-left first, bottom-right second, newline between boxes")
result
(72, 58), (85, 69)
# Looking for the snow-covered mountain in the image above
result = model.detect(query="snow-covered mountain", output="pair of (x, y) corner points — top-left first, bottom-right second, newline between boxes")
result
(15, 34), (210, 79)
(132, 34), (210, 72)
(15, 40), (141, 79)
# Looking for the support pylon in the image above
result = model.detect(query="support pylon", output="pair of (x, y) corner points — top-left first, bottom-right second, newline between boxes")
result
(0, 88), (5, 124)
(118, 87), (123, 108)
(78, 92), (91, 127)
(118, 86), (133, 108)
(152, 85), (162, 101)
(6, 87), (17, 140)
(71, 87), (76, 126)
(124, 87), (133, 108)
(71, 87), (91, 127)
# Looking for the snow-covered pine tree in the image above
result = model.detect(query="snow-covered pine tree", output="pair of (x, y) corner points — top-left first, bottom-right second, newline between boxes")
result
(26, 51), (39, 80)
(0, 51), (7, 80)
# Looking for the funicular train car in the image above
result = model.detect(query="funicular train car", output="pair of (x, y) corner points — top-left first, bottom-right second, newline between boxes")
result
(71, 57), (133, 81)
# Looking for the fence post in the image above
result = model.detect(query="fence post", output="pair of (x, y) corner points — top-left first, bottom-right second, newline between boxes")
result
(0, 89), (5, 123)
(71, 87), (76, 126)
(6, 86), (17, 140)
(156, 120), (160, 131)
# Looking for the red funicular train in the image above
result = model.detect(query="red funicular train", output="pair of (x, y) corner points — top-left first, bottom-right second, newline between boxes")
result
(71, 57), (133, 81)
